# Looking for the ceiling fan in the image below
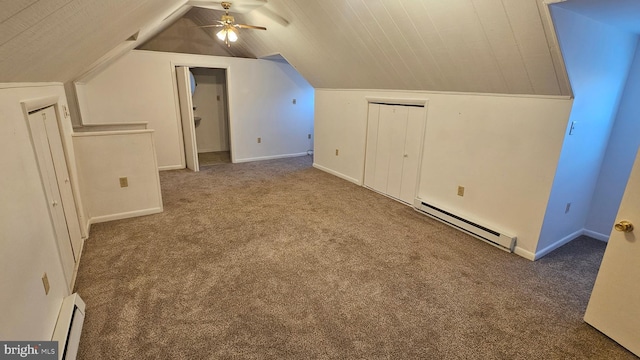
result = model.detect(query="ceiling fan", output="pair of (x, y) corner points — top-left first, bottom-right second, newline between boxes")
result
(198, 1), (267, 47)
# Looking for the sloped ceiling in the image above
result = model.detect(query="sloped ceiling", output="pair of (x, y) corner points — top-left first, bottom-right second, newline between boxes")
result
(137, 17), (237, 57)
(0, 0), (187, 83)
(184, 0), (571, 95)
(1, 0), (578, 96)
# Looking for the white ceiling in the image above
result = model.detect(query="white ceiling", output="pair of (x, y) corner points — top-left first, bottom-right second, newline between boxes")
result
(2, 0), (634, 95)
(0, 0), (187, 83)
(176, 0), (572, 95)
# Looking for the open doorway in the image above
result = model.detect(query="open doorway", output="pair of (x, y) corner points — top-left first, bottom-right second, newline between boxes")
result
(191, 67), (231, 167)
(176, 66), (231, 171)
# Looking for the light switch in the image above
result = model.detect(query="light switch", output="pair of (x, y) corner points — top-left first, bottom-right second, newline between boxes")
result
(119, 177), (128, 187)
(569, 121), (578, 135)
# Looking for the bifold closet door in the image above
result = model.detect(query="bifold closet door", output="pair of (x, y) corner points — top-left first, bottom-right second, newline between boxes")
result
(364, 103), (425, 204)
(399, 107), (425, 203)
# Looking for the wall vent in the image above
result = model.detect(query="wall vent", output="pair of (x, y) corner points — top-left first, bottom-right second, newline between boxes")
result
(52, 293), (86, 360)
(414, 199), (516, 252)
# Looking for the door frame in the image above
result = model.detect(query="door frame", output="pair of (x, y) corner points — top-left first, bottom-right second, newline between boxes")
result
(176, 66), (199, 172)
(171, 61), (235, 167)
(21, 96), (84, 291)
(362, 97), (429, 204)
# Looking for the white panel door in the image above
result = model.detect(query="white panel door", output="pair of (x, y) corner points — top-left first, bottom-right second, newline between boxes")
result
(365, 103), (426, 205)
(584, 149), (640, 356)
(28, 107), (75, 288)
(387, 106), (409, 199)
(43, 110), (82, 260)
(364, 104), (380, 189)
(373, 105), (395, 194)
(399, 107), (426, 204)
(176, 66), (199, 172)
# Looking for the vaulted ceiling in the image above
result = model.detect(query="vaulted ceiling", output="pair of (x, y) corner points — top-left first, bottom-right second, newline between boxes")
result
(154, 0), (572, 95)
(1, 0), (635, 95)
(0, 0), (187, 83)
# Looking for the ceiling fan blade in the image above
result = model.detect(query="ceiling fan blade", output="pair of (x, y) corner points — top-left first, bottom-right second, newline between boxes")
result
(198, 24), (225, 28)
(235, 24), (267, 30)
(188, 0), (267, 14)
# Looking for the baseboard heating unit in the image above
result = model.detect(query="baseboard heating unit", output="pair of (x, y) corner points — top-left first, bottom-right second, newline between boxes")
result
(52, 293), (86, 360)
(414, 199), (516, 252)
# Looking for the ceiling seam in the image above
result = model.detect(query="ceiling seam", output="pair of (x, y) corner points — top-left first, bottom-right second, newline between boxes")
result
(364, 0), (422, 89)
(419, 1), (463, 91)
(470, 0), (510, 93)
(0, 0), (72, 47)
(343, 0), (407, 88)
(318, 0), (387, 86)
(396, 0), (446, 90)
(381, 0), (435, 89)
(500, 0), (535, 94)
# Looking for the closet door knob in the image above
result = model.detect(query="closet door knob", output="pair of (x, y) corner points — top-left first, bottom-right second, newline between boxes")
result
(403, 154), (408, 158)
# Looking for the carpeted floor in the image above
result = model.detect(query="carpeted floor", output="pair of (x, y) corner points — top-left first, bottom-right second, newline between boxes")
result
(198, 151), (231, 167)
(74, 155), (636, 359)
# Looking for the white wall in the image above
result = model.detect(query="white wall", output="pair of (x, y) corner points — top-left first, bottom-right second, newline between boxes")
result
(538, 7), (639, 252)
(314, 89), (572, 258)
(0, 83), (76, 340)
(79, 50), (314, 169)
(73, 130), (163, 225)
(192, 68), (229, 153)
(586, 39), (640, 236)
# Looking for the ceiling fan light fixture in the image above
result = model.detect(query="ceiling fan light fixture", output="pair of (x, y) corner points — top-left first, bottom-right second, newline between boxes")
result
(216, 28), (227, 41)
(228, 27), (239, 42)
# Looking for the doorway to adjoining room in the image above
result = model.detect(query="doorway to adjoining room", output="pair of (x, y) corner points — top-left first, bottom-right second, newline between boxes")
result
(191, 67), (231, 167)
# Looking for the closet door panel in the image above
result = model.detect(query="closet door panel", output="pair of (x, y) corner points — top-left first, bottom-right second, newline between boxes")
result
(364, 104), (380, 188)
(373, 105), (395, 193)
(400, 107), (426, 204)
(387, 105), (409, 199)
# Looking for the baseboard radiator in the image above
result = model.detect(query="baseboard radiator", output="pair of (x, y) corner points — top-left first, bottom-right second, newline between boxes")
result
(414, 199), (516, 252)
(52, 293), (86, 360)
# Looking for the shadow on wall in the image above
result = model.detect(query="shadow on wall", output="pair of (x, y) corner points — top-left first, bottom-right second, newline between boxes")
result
(538, 4), (640, 254)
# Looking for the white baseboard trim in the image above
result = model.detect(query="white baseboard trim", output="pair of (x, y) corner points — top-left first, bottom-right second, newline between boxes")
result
(83, 219), (91, 239)
(234, 152), (308, 163)
(513, 246), (536, 261)
(312, 163), (362, 185)
(159, 164), (184, 171)
(534, 229), (584, 260)
(69, 238), (85, 292)
(583, 229), (610, 242)
(88, 207), (163, 224)
(514, 228), (610, 261)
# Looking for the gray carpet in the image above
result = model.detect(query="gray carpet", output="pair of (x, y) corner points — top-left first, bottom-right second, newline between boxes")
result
(198, 151), (231, 167)
(74, 155), (636, 359)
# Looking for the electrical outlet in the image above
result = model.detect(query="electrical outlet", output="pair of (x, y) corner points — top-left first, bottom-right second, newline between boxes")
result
(565, 202), (571, 214)
(257, 137), (262, 144)
(308, 134), (311, 139)
(457, 186), (465, 197)
(119, 177), (128, 188)
(42, 273), (50, 295)
(335, 149), (339, 156)
(292, 99), (297, 105)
